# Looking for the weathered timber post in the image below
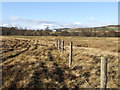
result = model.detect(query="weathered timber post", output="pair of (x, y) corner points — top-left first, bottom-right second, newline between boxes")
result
(57, 39), (60, 50)
(55, 39), (58, 48)
(69, 42), (73, 67)
(61, 40), (64, 53)
(100, 56), (108, 90)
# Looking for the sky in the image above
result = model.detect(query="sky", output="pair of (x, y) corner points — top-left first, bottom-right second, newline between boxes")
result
(1, 2), (118, 29)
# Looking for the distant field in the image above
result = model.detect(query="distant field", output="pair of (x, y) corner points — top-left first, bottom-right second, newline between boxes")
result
(1, 36), (119, 88)
(107, 27), (119, 31)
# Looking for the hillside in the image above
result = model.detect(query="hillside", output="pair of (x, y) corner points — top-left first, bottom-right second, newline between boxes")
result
(61, 25), (119, 32)
(1, 26), (120, 37)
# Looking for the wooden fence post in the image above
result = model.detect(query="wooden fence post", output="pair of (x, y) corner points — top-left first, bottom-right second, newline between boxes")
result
(69, 42), (73, 67)
(61, 40), (64, 53)
(100, 56), (108, 90)
(57, 39), (60, 50)
(55, 39), (58, 48)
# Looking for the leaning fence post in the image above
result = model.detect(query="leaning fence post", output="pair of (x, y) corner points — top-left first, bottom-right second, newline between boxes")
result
(61, 40), (64, 53)
(69, 42), (73, 67)
(100, 56), (108, 90)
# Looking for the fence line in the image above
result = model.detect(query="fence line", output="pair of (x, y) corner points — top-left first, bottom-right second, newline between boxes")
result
(54, 39), (108, 88)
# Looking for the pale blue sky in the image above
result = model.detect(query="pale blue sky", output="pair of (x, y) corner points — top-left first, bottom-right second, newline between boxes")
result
(1, 2), (118, 29)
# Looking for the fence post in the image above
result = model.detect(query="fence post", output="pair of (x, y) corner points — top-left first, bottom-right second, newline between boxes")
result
(57, 39), (60, 50)
(55, 39), (58, 48)
(100, 56), (108, 90)
(61, 40), (64, 53)
(69, 42), (73, 67)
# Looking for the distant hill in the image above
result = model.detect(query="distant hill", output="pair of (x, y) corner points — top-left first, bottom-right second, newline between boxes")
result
(61, 25), (120, 32)
(1, 26), (120, 37)
(106, 25), (120, 27)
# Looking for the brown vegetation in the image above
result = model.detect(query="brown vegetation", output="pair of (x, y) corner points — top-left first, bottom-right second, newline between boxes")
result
(1, 27), (120, 37)
(1, 36), (119, 88)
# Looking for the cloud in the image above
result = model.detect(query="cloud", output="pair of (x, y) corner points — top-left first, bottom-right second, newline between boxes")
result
(8, 16), (20, 21)
(2, 16), (117, 29)
(8, 16), (56, 24)
(89, 17), (95, 20)
(6, 16), (87, 29)
(0, 23), (21, 27)
(74, 22), (82, 25)
(0, 24), (8, 27)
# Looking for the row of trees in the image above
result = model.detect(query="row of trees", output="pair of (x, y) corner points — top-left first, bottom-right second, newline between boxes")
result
(1, 27), (120, 37)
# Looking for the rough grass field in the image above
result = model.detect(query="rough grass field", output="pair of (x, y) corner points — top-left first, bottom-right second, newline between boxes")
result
(1, 36), (119, 88)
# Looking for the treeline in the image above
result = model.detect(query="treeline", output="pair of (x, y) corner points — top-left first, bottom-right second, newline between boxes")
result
(1, 27), (120, 37)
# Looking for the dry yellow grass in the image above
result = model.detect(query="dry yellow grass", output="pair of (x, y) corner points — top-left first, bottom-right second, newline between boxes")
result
(1, 36), (119, 88)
